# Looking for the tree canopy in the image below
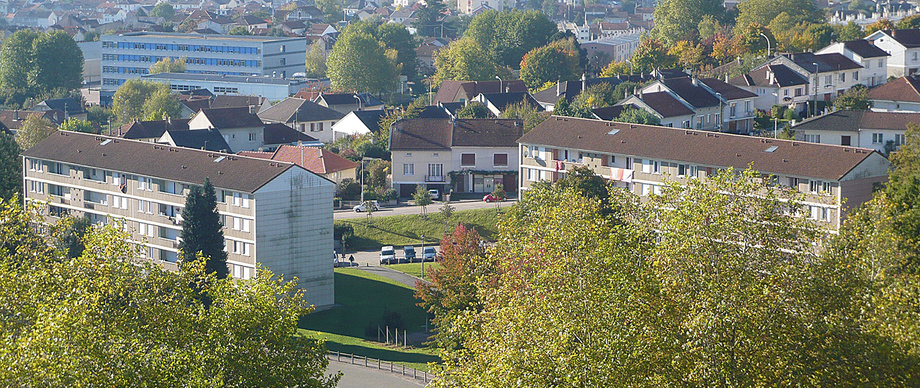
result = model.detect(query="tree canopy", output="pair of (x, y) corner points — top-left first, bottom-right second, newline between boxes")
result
(612, 107), (661, 125)
(15, 115), (56, 150)
(0, 132), (22, 200)
(652, 0), (726, 45)
(519, 39), (582, 91)
(735, 0), (821, 35)
(150, 2), (175, 19)
(112, 79), (180, 122)
(149, 57), (187, 74)
(58, 118), (97, 134)
(326, 25), (399, 93)
(463, 9), (556, 69)
(834, 85), (871, 111)
(456, 101), (493, 118)
(433, 38), (508, 86)
(0, 30), (83, 106)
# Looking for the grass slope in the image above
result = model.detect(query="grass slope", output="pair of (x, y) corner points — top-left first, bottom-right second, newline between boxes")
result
(300, 268), (440, 370)
(386, 262), (442, 281)
(337, 208), (504, 250)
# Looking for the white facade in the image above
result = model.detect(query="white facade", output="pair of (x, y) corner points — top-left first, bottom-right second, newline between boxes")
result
(816, 43), (889, 87)
(331, 111), (373, 139)
(872, 99), (920, 112)
(866, 30), (920, 78)
(458, 0), (503, 14)
(142, 73), (312, 101)
(101, 32), (308, 91)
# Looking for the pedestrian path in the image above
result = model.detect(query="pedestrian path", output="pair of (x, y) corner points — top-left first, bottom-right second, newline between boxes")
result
(357, 265), (429, 288)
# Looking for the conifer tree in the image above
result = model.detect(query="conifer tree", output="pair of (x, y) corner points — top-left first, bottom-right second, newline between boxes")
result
(179, 179), (229, 278)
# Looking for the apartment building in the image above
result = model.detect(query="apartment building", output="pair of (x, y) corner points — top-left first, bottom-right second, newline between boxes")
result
(390, 118), (523, 197)
(518, 117), (890, 230)
(729, 64), (810, 111)
(142, 72), (314, 101)
(629, 76), (758, 134)
(101, 32), (307, 91)
(792, 110), (919, 153)
(21, 131), (335, 306)
(760, 52), (866, 103)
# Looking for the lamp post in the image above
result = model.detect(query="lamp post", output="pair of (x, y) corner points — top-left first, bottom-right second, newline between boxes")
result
(760, 33), (771, 58)
(354, 94), (362, 111)
(813, 62), (819, 118)
(495, 75), (503, 93)
(420, 234), (425, 279)
(716, 92), (723, 132)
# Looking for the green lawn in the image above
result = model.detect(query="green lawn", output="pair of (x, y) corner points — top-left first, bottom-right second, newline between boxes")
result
(387, 262), (441, 281)
(299, 268), (441, 370)
(338, 207), (504, 250)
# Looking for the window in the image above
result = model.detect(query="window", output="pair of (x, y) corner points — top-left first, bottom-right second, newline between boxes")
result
(112, 195), (129, 209)
(493, 153), (508, 167)
(28, 180), (43, 194)
(403, 163), (414, 175)
(652, 160), (661, 174)
(914, 52), (918, 61)
(696, 116), (702, 129)
(641, 183), (652, 196)
(137, 176), (152, 191)
(138, 200), (153, 214)
(232, 240), (251, 256)
(896, 133), (906, 146)
(249, 133), (256, 141)
(428, 163), (443, 178)
(853, 71), (859, 81)
(639, 158), (650, 173)
(872, 133), (883, 144)
(809, 180), (823, 193)
(825, 75), (832, 84)
(460, 153), (475, 166)
(783, 89), (789, 96)
(677, 164), (689, 177)
(879, 59), (884, 68)
(795, 88), (803, 97)
(242, 218), (250, 232)
(527, 168), (539, 181)
(48, 162), (66, 175)
(406, 152), (412, 157)
(112, 172), (122, 186)
(138, 222), (155, 237)
(839, 72), (846, 82)
(744, 101), (750, 113)
(48, 184), (65, 196)
(28, 158), (43, 172)
(841, 135), (851, 146)
(804, 134), (821, 143)
(729, 103), (736, 116)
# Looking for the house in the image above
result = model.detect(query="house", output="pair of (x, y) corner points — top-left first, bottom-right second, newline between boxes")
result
(117, 118), (192, 141)
(210, 95), (271, 112)
(792, 110), (919, 153)
(314, 92), (384, 114)
(457, 0), (503, 14)
(187, 107), (268, 152)
(617, 91), (695, 128)
(32, 97), (87, 121)
(389, 118), (523, 197)
(729, 64), (810, 111)
(331, 109), (387, 140)
(816, 39), (890, 87)
(238, 145), (358, 185)
(0, 110), (66, 133)
(157, 128), (232, 152)
(21, 131), (336, 306)
(582, 33), (642, 74)
(867, 75), (920, 112)
(866, 29), (920, 78)
(433, 80), (528, 104)
(754, 53), (866, 108)
(517, 116), (890, 230)
(636, 76), (758, 133)
(258, 98), (345, 143)
(532, 76), (640, 111)
(473, 92), (543, 117)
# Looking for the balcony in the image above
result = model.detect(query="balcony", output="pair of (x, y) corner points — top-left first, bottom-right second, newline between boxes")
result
(425, 175), (445, 182)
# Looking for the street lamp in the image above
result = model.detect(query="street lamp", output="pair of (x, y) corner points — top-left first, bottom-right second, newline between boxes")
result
(813, 62), (819, 118)
(760, 33), (771, 58)
(495, 75), (503, 93)
(716, 92), (723, 132)
(354, 94), (362, 111)
(420, 234), (425, 279)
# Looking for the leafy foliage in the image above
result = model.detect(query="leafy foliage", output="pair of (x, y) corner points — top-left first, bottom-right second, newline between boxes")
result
(630, 38), (677, 73)
(0, 133), (22, 200)
(834, 85), (871, 111)
(735, 0), (821, 35)
(463, 10), (556, 69)
(519, 39), (582, 90)
(653, 0), (726, 45)
(433, 38), (508, 86)
(612, 107), (661, 125)
(456, 102), (493, 119)
(0, 30), (82, 106)
(413, 185), (433, 217)
(179, 179), (229, 279)
(113, 79), (180, 122)
(14, 115), (56, 150)
(326, 25), (399, 93)
(500, 100), (550, 133)
(150, 2), (175, 19)
(58, 118), (96, 134)
(148, 57), (187, 74)
(304, 40), (328, 78)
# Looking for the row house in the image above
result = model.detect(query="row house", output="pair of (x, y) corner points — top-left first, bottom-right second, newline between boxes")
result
(623, 76), (758, 134)
(760, 52), (866, 104)
(258, 97), (345, 143)
(816, 39), (889, 87)
(792, 110), (919, 153)
(389, 118), (522, 197)
(518, 116), (890, 230)
(21, 131), (336, 306)
(729, 64), (810, 111)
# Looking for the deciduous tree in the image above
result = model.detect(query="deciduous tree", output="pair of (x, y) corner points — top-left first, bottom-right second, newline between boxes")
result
(433, 38), (507, 86)
(0, 132), (22, 200)
(326, 27), (399, 93)
(413, 185), (433, 217)
(149, 57), (187, 74)
(113, 79), (178, 122)
(519, 39), (581, 90)
(735, 0), (821, 35)
(58, 118), (96, 133)
(612, 107), (660, 125)
(653, 0), (725, 45)
(500, 100), (550, 133)
(834, 85), (871, 111)
(304, 40), (328, 78)
(456, 101), (492, 118)
(150, 2), (175, 19)
(179, 179), (229, 279)
(15, 115), (56, 150)
(464, 9), (556, 69)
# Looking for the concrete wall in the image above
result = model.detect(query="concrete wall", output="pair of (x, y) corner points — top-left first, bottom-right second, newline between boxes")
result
(254, 166), (334, 307)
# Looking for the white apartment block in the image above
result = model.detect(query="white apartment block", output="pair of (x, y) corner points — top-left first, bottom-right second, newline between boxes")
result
(518, 117), (890, 230)
(142, 72), (315, 101)
(21, 131), (335, 306)
(866, 29), (920, 78)
(101, 32), (308, 91)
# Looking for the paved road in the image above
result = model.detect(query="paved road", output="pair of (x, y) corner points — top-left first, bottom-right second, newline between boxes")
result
(327, 358), (428, 388)
(334, 198), (516, 220)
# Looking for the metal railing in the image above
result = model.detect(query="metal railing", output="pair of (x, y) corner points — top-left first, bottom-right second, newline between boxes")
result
(327, 350), (435, 384)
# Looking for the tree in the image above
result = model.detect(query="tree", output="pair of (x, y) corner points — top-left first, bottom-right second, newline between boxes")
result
(834, 85), (871, 111)
(15, 115), (56, 150)
(412, 0), (447, 37)
(228, 26), (252, 35)
(600, 61), (633, 76)
(866, 19), (895, 35)
(629, 38), (676, 73)
(326, 27), (399, 93)
(377, 23), (419, 80)
(834, 21), (864, 42)
(433, 38), (507, 86)
(571, 83), (619, 110)
(28, 30), (83, 96)
(304, 40), (327, 78)
(149, 57), (187, 74)
(554, 165), (609, 202)
(142, 87), (182, 120)
(86, 105), (115, 129)
(653, 0), (725, 45)
(413, 185), (433, 217)
(735, 0), (821, 35)
(897, 14), (920, 30)
(0, 200), (339, 387)
(500, 100), (550, 133)
(179, 179), (229, 279)
(316, 0), (343, 23)
(58, 118), (96, 133)
(54, 215), (93, 258)
(456, 101), (493, 118)
(415, 224), (491, 350)
(0, 29), (38, 101)
(149, 2), (175, 19)
(667, 40), (705, 70)
(464, 10), (556, 69)
(113, 79), (178, 122)
(0, 132), (22, 200)
(612, 107), (661, 125)
(519, 40), (581, 91)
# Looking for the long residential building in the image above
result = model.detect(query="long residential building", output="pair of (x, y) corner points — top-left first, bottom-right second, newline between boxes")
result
(518, 116), (890, 230)
(21, 131), (335, 306)
(101, 32), (307, 90)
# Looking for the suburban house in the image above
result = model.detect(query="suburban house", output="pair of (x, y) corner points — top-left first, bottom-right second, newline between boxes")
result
(791, 110), (919, 153)
(635, 76), (758, 134)
(187, 107), (315, 152)
(389, 118), (523, 197)
(21, 131), (335, 306)
(867, 75), (920, 112)
(518, 116), (890, 230)
(33, 97), (87, 121)
(472, 92), (544, 117)
(0, 110), (66, 133)
(257, 98), (345, 143)
(617, 91), (695, 128)
(238, 145), (359, 185)
(729, 64), (811, 111)
(157, 128), (232, 152)
(757, 52), (866, 104)
(433, 80), (527, 105)
(816, 39), (890, 87)
(866, 29), (920, 77)
(331, 110), (387, 140)
(117, 118), (192, 141)
(314, 92), (384, 114)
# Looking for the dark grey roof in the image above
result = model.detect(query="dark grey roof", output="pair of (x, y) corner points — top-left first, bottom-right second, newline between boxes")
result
(793, 110), (920, 132)
(699, 78), (758, 100)
(635, 91), (694, 118)
(21, 131), (296, 193)
(211, 95), (266, 109)
(783, 52), (863, 73)
(35, 97), (85, 115)
(660, 77), (721, 108)
(119, 118), (191, 140)
(263, 122), (318, 145)
(257, 98), (344, 123)
(316, 92), (383, 107)
(519, 116), (880, 181)
(164, 128), (231, 152)
(730, 64), (808, 88)
(199, 107), (265, 129)
(532, 77), (626, 104)
(417, 105), (451, 119)
(842, 40), (890, 58)
(479, 92), (543, 112)
(350, 110), (387, 133)
(880, 29), (920, 48)
(390, 118), (523, 151)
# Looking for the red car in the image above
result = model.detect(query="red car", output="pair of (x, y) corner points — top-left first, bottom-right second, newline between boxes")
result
(483, 194), (505, 202)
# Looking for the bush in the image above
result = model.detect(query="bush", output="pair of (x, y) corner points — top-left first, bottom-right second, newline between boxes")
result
(783, 108), (798, 121)
(336, 178), (361, 200)
(770, 105), (786, 119)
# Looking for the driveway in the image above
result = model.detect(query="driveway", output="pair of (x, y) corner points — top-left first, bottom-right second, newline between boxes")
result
(335, 198), (516, 220)
(326, 358), (428, 388)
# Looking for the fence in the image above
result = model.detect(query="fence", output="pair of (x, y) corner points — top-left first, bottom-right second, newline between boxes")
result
(327, 350), (435, 384)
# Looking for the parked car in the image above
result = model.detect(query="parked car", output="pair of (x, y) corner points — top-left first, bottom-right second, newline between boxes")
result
(428, 189), (440, 200)
(353, 200), (379, 212)
(422, 246), (437, 262)
(403, 246), (416, 262)
(380, 246), (396, 264)
(483, 193), (505, 202)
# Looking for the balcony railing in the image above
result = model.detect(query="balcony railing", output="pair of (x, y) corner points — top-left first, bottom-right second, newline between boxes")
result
(425, 175), (445, 182)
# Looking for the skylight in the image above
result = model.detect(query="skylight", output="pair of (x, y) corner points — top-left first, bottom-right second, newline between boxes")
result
(214, 156), (226, 163)
(607, 129), (620, 136)
(100, 139), (112, 146)
(764, 146), (778, 153)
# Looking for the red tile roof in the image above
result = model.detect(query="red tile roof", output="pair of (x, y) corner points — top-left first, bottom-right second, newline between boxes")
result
(240, 145), (358, 175)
